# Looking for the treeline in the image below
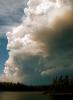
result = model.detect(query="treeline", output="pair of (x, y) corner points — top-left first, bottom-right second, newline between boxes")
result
(52, 76), (73, 93)
(0, 75), (73, 92)
(0, 82), (49, 91)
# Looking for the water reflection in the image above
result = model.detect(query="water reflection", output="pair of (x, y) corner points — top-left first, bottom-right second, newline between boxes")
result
(0, 92), (71, 100)
(0, 92), (52, 100)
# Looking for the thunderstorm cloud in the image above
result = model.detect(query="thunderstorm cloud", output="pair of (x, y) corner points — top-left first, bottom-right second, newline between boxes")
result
(0, 0), (73, 85)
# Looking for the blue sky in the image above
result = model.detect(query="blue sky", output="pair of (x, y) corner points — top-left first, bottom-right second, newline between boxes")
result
(0, 0), (73, 85)
(0, 38), (8, 74)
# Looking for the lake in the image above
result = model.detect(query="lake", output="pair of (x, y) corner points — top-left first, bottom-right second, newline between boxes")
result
(0, 92), (53, 100)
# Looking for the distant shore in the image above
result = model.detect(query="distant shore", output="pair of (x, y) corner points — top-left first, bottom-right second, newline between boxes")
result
(0, 75), (73, 94)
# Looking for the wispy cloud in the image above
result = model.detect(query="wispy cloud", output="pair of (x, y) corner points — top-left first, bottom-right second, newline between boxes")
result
(0, 0), (27, 38)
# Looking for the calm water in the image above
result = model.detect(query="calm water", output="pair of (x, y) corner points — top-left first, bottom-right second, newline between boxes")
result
(0, 92), (53, 100)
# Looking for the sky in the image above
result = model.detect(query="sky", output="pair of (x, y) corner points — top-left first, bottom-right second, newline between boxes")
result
(0, 0), (73, 85)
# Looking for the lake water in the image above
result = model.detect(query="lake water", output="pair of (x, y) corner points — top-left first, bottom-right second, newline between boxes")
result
(0, 92), (53, 100)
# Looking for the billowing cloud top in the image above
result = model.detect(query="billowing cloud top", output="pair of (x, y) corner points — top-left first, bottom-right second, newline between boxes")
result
(0, 0), (73, 85)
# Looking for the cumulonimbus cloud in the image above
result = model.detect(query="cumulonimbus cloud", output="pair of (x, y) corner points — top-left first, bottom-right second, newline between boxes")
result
(0, 0), (73, 84)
